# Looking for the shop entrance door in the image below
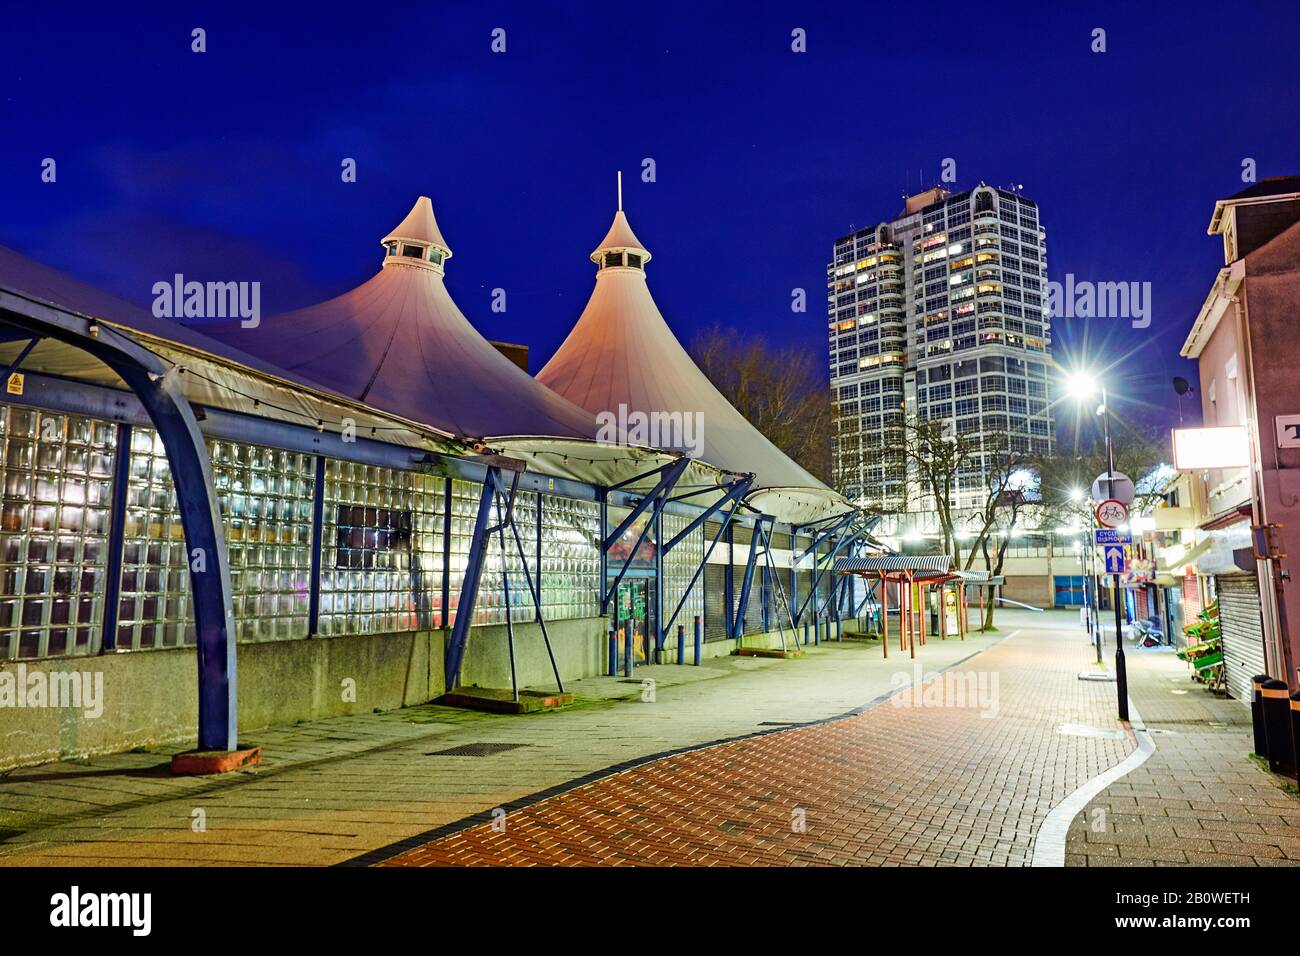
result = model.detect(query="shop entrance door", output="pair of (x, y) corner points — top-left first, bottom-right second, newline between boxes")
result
(615, 578), (656, 666)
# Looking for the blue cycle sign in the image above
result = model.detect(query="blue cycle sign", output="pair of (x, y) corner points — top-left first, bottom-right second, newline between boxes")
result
(1094, 529), (1133, 546)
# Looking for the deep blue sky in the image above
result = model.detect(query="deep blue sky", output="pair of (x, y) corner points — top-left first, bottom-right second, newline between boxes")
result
(3, 1), (1298, 447)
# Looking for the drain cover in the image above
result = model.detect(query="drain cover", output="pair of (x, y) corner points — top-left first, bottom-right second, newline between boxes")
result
(424, 742), (530, 757)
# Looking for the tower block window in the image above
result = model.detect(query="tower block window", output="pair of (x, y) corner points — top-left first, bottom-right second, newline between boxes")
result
(402, 243), (426, 259)
(428, 249), (443, 265)
(385, 242), (398, 256)
(626, 253), (642, 269)
(604, 251), (624, 268)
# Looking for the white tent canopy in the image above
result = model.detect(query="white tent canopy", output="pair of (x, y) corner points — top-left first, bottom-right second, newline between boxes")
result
(538, 193), (854, 526)
(203, 197), (601, 445)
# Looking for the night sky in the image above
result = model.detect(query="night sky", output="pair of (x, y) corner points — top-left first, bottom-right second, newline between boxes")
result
(3, 2), (1298, 447)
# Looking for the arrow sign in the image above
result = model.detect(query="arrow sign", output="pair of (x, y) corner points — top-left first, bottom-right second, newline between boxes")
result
(1094, 529), (1133, 546)
(1103, 545), (1127, 575)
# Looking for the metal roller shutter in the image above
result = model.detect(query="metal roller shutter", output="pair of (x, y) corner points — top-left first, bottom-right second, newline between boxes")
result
(1217, 573), (1266, 705)
(1181, 574), (1201, 621)
(703, 564), (726, 642)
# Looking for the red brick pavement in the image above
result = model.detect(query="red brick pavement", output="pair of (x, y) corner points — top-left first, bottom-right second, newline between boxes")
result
(382, 626), (1132, 866)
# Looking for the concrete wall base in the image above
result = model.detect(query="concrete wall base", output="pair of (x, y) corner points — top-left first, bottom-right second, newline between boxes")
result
(0, 630), (444, 772)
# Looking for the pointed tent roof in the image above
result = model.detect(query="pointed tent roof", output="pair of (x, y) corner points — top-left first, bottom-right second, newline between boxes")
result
(203, 197), (599, 442)
(383, 195), (453, 255)
(538, 193), (852, 525)
(592, 211), (649, 262)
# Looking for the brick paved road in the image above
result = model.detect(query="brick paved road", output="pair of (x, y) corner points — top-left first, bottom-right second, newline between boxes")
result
(383, 622), (1134, 867)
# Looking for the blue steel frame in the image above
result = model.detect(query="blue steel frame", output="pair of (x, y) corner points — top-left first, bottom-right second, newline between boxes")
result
(600, 458), (689, 614)
(794, 514), (881, 626)
(732, 515), (768, 639)
(757, 519), (798, 648)
(307, 455), (327, 635)
(0, 295), (239, 752)
(442, 459), (567, 695)
(444, 465), (501, 690)
(99, 422), (132, 651)
(659, 475), (751, 639)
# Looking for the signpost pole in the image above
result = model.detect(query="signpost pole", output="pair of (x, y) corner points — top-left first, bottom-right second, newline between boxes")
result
(1102, 386), (1130, 723)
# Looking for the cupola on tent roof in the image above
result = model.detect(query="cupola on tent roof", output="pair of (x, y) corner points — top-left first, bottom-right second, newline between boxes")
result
(536, 179), (854, 526)
(203, 197), (600, 443)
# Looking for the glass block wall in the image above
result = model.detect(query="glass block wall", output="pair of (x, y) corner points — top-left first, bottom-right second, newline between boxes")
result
(662, 511), (704, 632)
(540, 495), (600, 622)
(213, 439), (314, 641)
(118, 427), (190, 650)
(118, 429), (317, 649)
(319, 460), (442, 636)
(1, 396), (627, 660)
(0, 404), (114, 660)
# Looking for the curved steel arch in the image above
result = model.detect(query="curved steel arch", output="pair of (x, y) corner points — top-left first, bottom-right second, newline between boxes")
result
(0, 291), (238, 751)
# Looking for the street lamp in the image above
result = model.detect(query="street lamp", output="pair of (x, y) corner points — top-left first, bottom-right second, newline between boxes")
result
(1068, 369), (1130, 722)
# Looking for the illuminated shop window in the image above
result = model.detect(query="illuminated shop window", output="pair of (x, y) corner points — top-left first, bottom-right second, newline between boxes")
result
(320, 460), (442, 636)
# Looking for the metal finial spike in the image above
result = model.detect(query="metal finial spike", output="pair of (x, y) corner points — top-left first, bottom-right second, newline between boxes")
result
(617, 170), (623, 211)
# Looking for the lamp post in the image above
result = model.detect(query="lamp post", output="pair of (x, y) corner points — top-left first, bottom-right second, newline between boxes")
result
(1068, 372), (1130, 722)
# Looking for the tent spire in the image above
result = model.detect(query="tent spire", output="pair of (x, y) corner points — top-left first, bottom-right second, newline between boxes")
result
(591, 176), (649, 268)
(381, 196), (453, 275)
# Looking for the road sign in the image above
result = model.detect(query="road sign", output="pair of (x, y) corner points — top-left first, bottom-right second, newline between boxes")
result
(1095, 499), (1128, 529)
(1094, 529), (1133, 546)
(1092, 471), (1134, 505)
(1102, 545), (1127, 575)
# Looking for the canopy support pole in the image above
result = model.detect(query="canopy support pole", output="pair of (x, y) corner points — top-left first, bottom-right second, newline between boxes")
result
(0, 301), (237, 751)
(881, 573), (889, 658)
(760, 524), (797, 652)
(445, 467), (500, 690)
(732, 514), (769, 643)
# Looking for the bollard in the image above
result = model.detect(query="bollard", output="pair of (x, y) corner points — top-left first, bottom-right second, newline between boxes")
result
(1252, 674), (1271, 758)
(623, 628), (634, 678)
(836, 613), (843, 642)
(677, 623), (685, 666)
(814, 614), (821, 646)
(694, 615), (702, 666)
(608, 629), (618, 677)
(1261, 679), (1294, 776)
(803, 620), (810, 646)
(1290, 692), (1300, 782)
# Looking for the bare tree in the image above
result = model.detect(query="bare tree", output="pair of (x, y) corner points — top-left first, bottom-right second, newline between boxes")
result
(690, 324), (832, 483)
(1037, 433), (1169, 530)
(901, 416), (977, 566)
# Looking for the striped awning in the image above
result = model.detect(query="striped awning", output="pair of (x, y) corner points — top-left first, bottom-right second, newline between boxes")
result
(955, 570), (1005, 585)
(835, 555), (953, 574)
